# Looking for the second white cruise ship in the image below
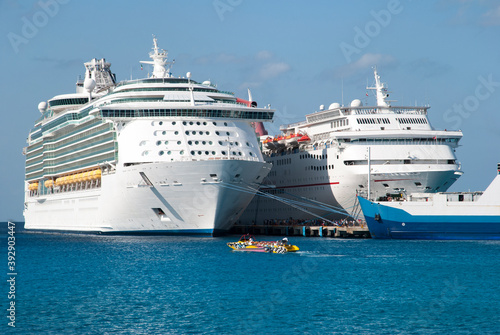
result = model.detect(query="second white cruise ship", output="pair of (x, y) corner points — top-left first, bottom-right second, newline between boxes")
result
(23, 37), (273, 235)
(242, 68), (463, 224)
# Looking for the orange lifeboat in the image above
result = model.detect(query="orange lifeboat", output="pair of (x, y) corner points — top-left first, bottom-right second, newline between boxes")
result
(285, 133), (301, 147)
(44, 180), (54, 188)
(73, 173), (81, 183)
(82, 171), (91, 182)
(297, 134), (311, 145)
(274, 135), (286, 149)
(92, 169), (102, 180)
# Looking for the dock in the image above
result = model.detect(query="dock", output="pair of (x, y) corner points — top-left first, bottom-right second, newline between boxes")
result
(230, 225), (371, 238)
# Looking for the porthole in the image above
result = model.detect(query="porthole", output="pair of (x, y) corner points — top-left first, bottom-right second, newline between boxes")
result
(221, 151), (226, 155)
(190, 150), (195, 155)
(180, 150), (184, 155)
(213, 122), (217, 126)
(164, 141), (169, 145)
(199, 131), (203, 135)
(212, 151), (216, 155)
(209, 141), (213, 145)
(246, 142), (250, 146)
(156, 141), (162, 146)
(205, 151), (209, 155)
(191, 131), (196, 135)
(238, 152), (242, 156)
(189, 121), (194, 125)
(203, 122), (207, 126)
(175, 131), (179, 135)
(196, 122), (200, 126)
(226, 132), (230, 136)
(215, 131), (220, 135)
(188, 141), (192, 145)
(205, 131), (209, 135)
(159, 121), (163, 126)
(185, 131), (189, 135)
(202, 141), (206, 145)
(198, 151), (202, 155)
(162, 131), (166, 135)
(177, 141), (181, 145)
(172, 121), (176, 125)
(235, 141), (239, 146)
(224, 122), (228, 126)
(249, 152), (254, 156)
(159, 151), (164, 156)
(218, 141), (223, 145)
(195, 141), (199, 145)
(183, 121), (187, 125)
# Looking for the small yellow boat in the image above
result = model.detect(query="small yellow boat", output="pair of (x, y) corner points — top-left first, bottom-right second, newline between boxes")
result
(227, 234), (299, 253)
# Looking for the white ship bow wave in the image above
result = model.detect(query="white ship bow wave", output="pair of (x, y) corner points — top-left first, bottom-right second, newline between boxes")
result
(24, 37), (273, 235)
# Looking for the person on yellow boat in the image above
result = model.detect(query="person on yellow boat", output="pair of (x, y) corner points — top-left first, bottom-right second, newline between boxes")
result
(278, 238), (288, 246)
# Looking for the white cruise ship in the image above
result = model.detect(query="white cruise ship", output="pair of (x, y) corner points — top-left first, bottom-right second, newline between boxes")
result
(23, 37), (273, 235)
(242, 69), (463, 224)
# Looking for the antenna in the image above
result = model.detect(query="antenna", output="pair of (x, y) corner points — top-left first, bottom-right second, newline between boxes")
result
(341, 77), (344, 107)
(187, 72), (195, 106)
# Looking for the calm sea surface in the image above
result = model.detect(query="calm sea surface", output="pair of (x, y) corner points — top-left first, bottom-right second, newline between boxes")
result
(1, 223), (499, 334)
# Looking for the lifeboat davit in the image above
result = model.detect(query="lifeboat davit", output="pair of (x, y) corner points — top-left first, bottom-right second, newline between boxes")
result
(263, 137), (275, 149)
(273, 137), (283, 149)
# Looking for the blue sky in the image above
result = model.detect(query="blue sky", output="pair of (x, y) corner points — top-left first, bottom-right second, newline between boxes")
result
(1, 0), (500, 221)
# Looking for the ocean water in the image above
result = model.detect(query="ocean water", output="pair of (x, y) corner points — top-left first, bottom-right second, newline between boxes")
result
(1, 223), (500, 334)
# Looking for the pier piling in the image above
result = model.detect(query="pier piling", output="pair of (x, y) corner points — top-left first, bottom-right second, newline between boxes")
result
(231, 225), (370, 238)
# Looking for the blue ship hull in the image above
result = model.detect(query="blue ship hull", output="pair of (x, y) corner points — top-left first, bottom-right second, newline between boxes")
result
(358, 197), (500, 240)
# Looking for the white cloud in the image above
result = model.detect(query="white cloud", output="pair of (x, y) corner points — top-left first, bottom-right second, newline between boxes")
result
(239, 52), (291, 89)
(258, 62), (291, 80)
(255, 50), (273, 60)
(481, 4), (500, 25)
(194, 52), (244, 65)
(334, 53), (397, 78)
(194, 50), (290, 89)
(215, 53), (241, 63)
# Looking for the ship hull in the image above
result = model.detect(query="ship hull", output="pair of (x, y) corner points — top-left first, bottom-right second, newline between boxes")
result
(24, 160), (271, 235)
(242, 143), (462, 224)
(358, 196), (500, 240)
